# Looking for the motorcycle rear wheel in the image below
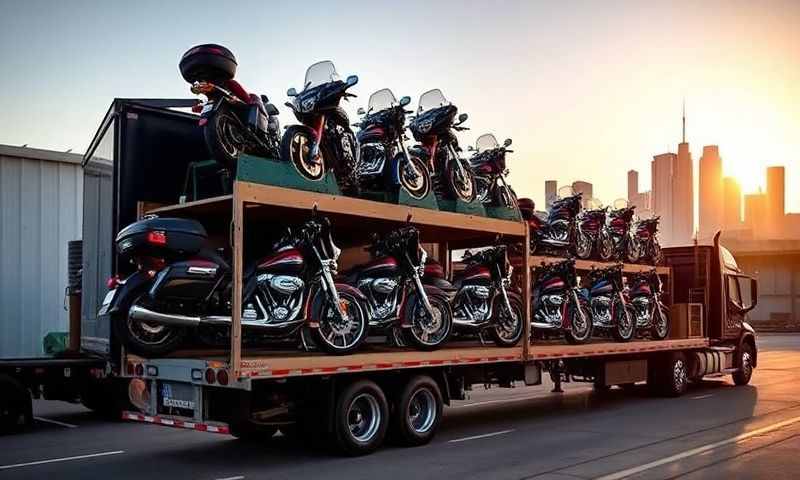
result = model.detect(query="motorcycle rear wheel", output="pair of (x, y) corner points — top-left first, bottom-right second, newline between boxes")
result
(113, 296), (187, 357)
(403, 294), (453, 350)
(312, 290), (369, 355)
(281, 125), (326, 181)
(490, 293), (524, 347)
(204, 107), (247, 171)
(445, 160), (477, 202)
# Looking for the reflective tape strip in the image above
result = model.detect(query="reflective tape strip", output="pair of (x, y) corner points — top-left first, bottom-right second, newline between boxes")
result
(121, 412), (229, 435)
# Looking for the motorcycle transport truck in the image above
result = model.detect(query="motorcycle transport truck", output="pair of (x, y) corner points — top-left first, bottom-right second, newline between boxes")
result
(70, 98), (758, 455)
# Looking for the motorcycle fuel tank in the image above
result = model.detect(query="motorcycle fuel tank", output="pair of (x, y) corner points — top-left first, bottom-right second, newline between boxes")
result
(258, 248), (304, 275)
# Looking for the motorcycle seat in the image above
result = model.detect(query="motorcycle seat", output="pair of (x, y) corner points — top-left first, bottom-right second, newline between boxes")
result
(195, 248), (230, 271)
(427, 276), (458, 293)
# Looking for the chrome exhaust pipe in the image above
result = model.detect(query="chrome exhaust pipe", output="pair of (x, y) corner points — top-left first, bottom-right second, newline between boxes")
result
(128, 304), (304, 329)
(530, 321), (561, 330)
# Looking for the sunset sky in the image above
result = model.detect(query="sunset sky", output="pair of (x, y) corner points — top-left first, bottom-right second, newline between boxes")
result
(0, 0), (797, 212)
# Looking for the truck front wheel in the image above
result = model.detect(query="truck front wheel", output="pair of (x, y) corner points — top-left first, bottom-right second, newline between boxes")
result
(733, 342), (754, 386)
(333, 380), (389, 455)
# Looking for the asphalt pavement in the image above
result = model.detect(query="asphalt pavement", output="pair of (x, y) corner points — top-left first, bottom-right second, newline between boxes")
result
(2, 333), (800, 480)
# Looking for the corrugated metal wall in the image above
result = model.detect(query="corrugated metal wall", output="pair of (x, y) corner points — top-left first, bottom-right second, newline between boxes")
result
(0, 149), (83, 358)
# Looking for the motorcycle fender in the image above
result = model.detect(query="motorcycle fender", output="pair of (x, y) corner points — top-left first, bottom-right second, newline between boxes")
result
(106, 271), (152, 316)
(399, 284), (446, 328)
(307, 283), (367, 329)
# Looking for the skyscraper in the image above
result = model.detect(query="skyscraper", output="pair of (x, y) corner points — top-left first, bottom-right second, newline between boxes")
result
(699, 145), (723, 240)
(722, 176), (742, 230)
(545, 180), (557, 210)
(745, 190), (768, 237)
(673, 138), (694, 243)
(628, 170), (639, 202)
(767, 166), (785, 237)
(651, 153), (676, 246)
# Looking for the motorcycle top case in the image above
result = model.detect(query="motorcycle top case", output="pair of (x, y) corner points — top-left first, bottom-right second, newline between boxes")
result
(116, 217), (207, 259)
(179, 44), (237, 83)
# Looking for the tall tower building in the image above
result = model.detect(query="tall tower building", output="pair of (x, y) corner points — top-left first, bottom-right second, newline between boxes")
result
(544, 180), (557, 210)
(672, 104), (694, 244)
(767, 166), (785, 237)
(651, 153), (676, 246)
(722, 176), (742, 230)
(745, 190), (768, 238)
(699, 145), (723, 240)
(628, 170), (639, 203)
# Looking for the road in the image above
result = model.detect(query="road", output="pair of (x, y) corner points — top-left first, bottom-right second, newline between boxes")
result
(2, 334), (800, 480)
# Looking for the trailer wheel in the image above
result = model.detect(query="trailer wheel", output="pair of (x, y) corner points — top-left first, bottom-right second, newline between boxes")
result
(650, 353), (688, 397)
(732, 342), (754, 386)
(0, 374), (31, 433)
(391, 375), (443, 447)
(333, 379), (389, 455)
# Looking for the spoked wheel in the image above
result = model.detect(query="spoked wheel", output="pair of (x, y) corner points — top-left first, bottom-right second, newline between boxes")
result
(391, 375), (443, 446)
(114, 296), (186, 357)
(651, 242), (664, 265)
(333, 380), (389, 456)
(612, 299), (635, 342)
(313, 290), (369, 355)
(490, 293), (524, 347)
(204, 107), (247, 171)
(575, 231), (594, 260)
(565, 299), (592, 344)
(598, 230), (615, 261)
(446, 160), (477, 202)
(396, 153), (431, 199)
(281, 125), (325, 181)
(651, 302), (670, 340)
(626, 238), (642, 263)
(403, 294), (452, 350)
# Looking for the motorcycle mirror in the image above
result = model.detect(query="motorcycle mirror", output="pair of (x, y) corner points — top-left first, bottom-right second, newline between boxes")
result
(346, 75), (359, 86)
(357, 107), (365, 115)
(503, 138), (513, 147)
(400, 96), (411, 106)
(467, 145), (476, 151)
(287, 87), (298, 97)
(458, 113), (469, 123)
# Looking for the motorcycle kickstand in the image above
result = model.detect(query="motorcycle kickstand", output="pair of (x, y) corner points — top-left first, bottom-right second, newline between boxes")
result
(477, 331), (489, 347)
(299, 327), (314, 352)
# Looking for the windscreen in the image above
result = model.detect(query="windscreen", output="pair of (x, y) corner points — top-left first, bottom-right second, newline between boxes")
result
(304, 61), (340, 90)
(367, 88), (397, 113)
(558, 185), (575, 198)
(418, 89), (449, 114)
(586, 197), (603, 210)
(613, 198), (630, 209)
(476, 133), (499, 152)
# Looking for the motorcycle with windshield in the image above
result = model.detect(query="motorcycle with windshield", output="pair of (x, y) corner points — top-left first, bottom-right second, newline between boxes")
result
(528, 187), (584, 255)
(354, 89), (431, 199)
(407, 89), (477, 202)
(584, 264), (635, 342)
(341, 227), (453, 350)
(180, 44), (281, 172)
(282, 61), (361, 194)
(102, 216), (369, 356)
(422, 246), (524, 347)
(531, 258), (592, 344)
(598, 199), (637, 262)
(574, 198), (607, 260)
(626, 269), (670, 339)
(629, 216), (664, 265)
(467, 133), (517, 207)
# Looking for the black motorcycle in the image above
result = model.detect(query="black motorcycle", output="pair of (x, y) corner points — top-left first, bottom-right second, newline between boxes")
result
(626, 269), (670, 339)
(529, 189), (584, 255)
(422, 246), (524, 347)
(282, 61), (360, 194)
(180, 44), (281, 171)
(467, 133), (517, 207)
(531, 259), (592, 344)
(584, 265), (635, 342)
(408, 89), (476, 202)
(574, 198), (607, 260)
(355, 88), (431, 199)
(598, 199), (637, 262)
(101, 216), (369, 357)
(341, 227), (453, 350)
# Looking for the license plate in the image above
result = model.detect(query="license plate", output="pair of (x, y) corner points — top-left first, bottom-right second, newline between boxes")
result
(97, 289), (117, 315)
(160, 382), (197, 412)
(201, 103), (213, 114)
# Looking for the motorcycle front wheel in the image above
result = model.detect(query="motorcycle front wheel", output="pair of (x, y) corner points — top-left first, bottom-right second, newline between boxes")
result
(612, 300), (635, 342)
(490, 293), (524, 347)
(281, 125), (326, 181)
(598, 230), (615, 261)
(113, 296), (187, 357)
(565, 299), (592, 344)
(651, 242), (664, 265)
(312, 290), (369, 355)
(395, 153), (431, 199)
(445, 160), (477, 202)
(626, 238), (642, 263)
(204, 106), (248, 171)
(403, 294), (453, 350)
(575, 231), (594, 260)
(651, 302), (670, 340)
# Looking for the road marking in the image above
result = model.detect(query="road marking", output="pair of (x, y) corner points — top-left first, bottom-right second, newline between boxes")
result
(215, 476), (245, 480)
(34, 416), (78, 428)
(0, 450), (125, 470)
(690, 394), (713, 400)
(448, 429), (515, 443)
(595, 415), (800, 480)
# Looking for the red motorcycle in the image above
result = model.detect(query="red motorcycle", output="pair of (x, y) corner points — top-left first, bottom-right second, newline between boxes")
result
(629, 216), (664, 265)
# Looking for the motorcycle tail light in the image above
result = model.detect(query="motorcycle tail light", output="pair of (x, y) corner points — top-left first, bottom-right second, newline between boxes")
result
(107, 275), (119, 289)
(191, 103), (203, 113)
(216, 369), (229, 386)
(191, 81), (215, 94)
(147, 230), (167, 246)
(205, 368), (216, 384)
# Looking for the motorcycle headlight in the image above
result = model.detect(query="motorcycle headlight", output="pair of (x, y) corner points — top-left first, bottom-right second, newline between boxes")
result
(418, 119), (433, 133)
(300, 96), (317, 113)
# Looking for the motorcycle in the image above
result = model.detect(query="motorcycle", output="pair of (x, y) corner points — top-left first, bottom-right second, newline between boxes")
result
(422, 246), (524, 347)
(180, 44), (281, 171)
(574, 198), (607, 260)
(531, 259), (592, 344)
(282, 61), (361, 194)
(354, 88), (431, 199)
(584, 264), (635, 342)
(629, 216), (664, 265)
(598, 199), (636, 262)
(627, 269), (670, 339)
(467, 133), (517, 207)
(407, 89), (477, 202)
(102, 216), (369, 357)
(528, 187), (584, 255)
(341, 226), (453, 350)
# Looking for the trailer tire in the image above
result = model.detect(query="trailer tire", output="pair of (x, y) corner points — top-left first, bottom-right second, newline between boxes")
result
(333, 379), (388, 456)
(391, 375), (443, 447)
(0, 374), (31, 433)
(732, 342), (754, 386)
